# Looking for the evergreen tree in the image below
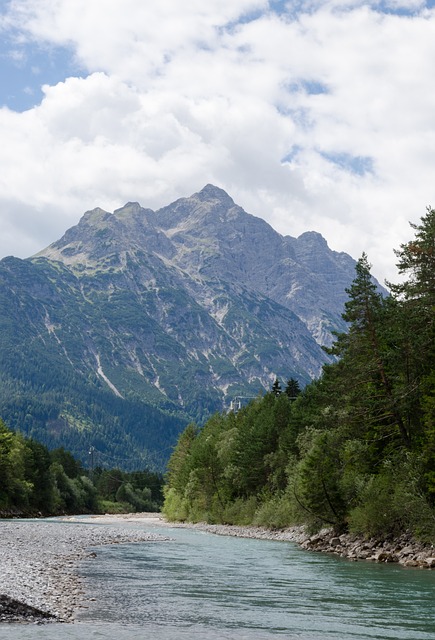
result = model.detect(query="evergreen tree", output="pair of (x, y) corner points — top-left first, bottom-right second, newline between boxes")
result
(389, 208), (435, 493)
(271, 378), (282, 396)
(284, 378), (301, 400)
(389, 207), (435, 384)
(391, 207), (435, 308)
(328, 253), (411, 448)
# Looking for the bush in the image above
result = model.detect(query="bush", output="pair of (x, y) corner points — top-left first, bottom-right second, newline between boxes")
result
(348, 455), (435, 541)
(221, 497), (258, 525)
(162, 487), (189, 521)
(253, 494), (299, 529)
(98, 499), (133, 514)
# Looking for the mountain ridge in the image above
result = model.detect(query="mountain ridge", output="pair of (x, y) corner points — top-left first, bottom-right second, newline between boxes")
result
(0, 185), (373, 468)
(39, 184), (355, 346)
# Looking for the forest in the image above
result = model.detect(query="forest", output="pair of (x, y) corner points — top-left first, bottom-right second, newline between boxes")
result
(0, 418), (164, 516)
(163, 208), (435, 541)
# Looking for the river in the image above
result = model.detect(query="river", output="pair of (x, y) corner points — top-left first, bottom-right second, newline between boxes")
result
(1, 519), (434, 639)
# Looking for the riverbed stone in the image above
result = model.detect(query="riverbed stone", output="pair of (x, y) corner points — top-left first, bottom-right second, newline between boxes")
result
(0, 518), (169, 624)
(2, 513), (435, 625)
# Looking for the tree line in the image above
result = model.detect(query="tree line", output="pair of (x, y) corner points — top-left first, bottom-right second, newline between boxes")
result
(0, 418), (164, 517)
(163, 208), (435, 541)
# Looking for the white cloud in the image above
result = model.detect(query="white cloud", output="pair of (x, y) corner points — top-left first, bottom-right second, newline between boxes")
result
(0, 0), (435, 284)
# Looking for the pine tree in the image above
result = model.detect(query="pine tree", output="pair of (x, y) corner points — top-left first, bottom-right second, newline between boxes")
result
(284, 378), (301, 400)
(389, 208), (435, 491)
(328, 253), (410, 448)
(391, 207), (435, 309)
(271, 378), (282, 396)
(389, 207), (435, 377)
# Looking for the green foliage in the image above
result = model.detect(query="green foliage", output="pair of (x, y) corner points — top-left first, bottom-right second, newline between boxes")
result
(50, 447), (85, 478)
(0, 418), (164, 517)
(348, 454), (435, 541)
(166, 423), (198, 494)
(284, 378), (301, 400)
(0, 419), (32, 511)
(163, 394), (298, 523)
(98, 499), (133, 514)
(163, 487), (190, 522)
(253, 494), (300, 529)
(221, 497), (258, 525)
(292, 429), (347, 530)
(164, 212), (435, 542)
(271, 378), (282, 396)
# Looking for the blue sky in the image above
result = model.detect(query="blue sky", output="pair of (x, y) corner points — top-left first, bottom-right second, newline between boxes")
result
(1, 0), (435, 282)
(2, 1), (430, 112)
(0, 37), (80, 112)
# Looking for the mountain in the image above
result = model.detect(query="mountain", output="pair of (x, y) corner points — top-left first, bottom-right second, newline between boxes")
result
(0, 185), (366, 469)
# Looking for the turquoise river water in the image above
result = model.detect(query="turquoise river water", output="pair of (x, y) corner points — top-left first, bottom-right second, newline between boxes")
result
(1, 519), (434, 639)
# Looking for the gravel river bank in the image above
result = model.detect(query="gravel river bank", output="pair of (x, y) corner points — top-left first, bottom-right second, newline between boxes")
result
(2, 513), (434, 625)
(0, 517), (169, 624)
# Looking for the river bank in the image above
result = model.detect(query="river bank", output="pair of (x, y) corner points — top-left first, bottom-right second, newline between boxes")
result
(77, 512), (435, 567)
(2, 512), (434, 625)
(61, 512), (435, 568)
(173, 520), (435, 567)
(0, 518), (169, 624)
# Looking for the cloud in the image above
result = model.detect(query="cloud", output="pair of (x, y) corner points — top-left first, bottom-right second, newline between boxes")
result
(0, 0), (435, 284)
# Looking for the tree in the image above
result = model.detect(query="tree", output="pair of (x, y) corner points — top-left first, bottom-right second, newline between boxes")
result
(50, 447), (84, 478)
(24, 439), (56, 512)
(389, 207), (435, 389)
(166, 423), (198, 495)
(389, 208), (435, 493)
(284, 378), (301, 400)
(271, 378), (282, 396)
(293, 429), (347, 530)
(391, 207), (435, 308)
(328, 253), (411, 448)
(95, 468), (125, 501)
(0, 419), (15, 508)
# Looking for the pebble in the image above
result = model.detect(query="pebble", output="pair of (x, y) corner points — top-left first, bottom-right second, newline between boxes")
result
(3, 514), (432, 624)
(0, 519), (169, 624)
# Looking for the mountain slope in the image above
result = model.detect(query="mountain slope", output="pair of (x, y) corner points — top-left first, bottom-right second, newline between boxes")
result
(0, 185), (367, 468)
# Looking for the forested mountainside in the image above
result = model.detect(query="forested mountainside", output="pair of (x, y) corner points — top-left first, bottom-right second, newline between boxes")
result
(0, 185), (371, 469)
(164, 209), (435, 541)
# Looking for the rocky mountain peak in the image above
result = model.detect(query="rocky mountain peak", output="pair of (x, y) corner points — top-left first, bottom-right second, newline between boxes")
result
(0, 185), (378, 467)
(35, 185), (362, 345)
(80, 206), (111, 227)
(113, 201), (146, 220)
(196, 184), (236, 204)
(297, 231), (329, 247)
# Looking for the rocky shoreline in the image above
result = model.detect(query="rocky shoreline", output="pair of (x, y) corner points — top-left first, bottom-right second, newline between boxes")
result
(172, 520), (435, 568)
(300, 529), (435, 567)
(0, 518), (169, 624)
(2, 513), (434, 626)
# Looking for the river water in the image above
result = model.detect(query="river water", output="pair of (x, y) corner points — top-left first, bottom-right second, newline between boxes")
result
(2, 520), (435, 640)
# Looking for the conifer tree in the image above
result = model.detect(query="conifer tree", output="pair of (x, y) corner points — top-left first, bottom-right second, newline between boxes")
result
(389, 208), (435, 492)
(284, 378), (301, 400)
(389, 207), (435, 378)
(271, 378), (282, 396)
(328, 253), (410, 448)
(391, 207), (435, 309)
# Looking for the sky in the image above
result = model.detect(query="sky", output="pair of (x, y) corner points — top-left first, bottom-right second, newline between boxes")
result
(1, 0), (435, 284)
